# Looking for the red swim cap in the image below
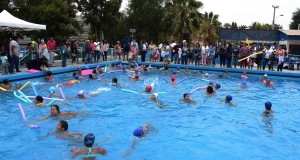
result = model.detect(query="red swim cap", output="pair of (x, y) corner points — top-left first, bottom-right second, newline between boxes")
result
(171, 76), (175, 81)
(146, 85), (152, 91)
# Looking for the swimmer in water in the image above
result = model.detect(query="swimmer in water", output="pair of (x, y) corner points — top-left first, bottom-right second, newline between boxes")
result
(71, 133), (107, 159)
(124, 123), (156, 157)
(261, 74), (268, 82)
(170, 75), (176, 85)
(77, 90), (99, 102)
(180, 93), (196, 105)
(214, 83), (221, 90)
(0, 79), (12, 90)
(34, 95), (45, 106)
(206, 85), (216, 96)
(48, 86), (58, 97)
(241, 71), (248, 80)
(65, 75), (80, 86)
(111, 77), (119, 86)
(265, 79), (274, 87)
(237, 81), (248, 89)
(55, 120), (83, 139)
(45, 71), (54, 81)
(15, 82), (22, 90)
(262, 101), (274, 117)
(37, 120), (83, 141)
(145, 85), (153, 93)
(34, 105), (77, 122)
(221, 95), (236, 106)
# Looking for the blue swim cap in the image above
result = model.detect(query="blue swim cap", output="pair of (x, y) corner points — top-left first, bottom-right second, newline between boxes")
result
(216, 83), (221, 89)
(84, 133), (95, 147)
(172, 70), (176, 74)
(133, 127), (143, 137)
(226, 95), (232, 102)
(74, 75), (79, 80)
(49, 87), (56, 93)
(265, 101), (272, 110)
(208, 81), (214, 85)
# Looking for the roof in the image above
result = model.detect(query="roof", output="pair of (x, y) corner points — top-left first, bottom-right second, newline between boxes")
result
(0, 10), (46, 31)
(280, 30), (300, 36)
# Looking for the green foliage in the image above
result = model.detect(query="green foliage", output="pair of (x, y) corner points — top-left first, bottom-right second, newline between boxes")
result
(200, 11), (221, 44)
(164, 0), (203, 41)
(231, 22), (238, 29)
(5, 0), (81, 43)
(289, 8), (300, 29)
(77, 0), (123, 43)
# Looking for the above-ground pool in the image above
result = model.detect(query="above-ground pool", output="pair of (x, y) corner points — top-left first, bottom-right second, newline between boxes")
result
(0, 63), (300, 160)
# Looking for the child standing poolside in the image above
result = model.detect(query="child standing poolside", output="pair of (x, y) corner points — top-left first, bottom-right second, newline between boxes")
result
(1, 51), (9, 75)
(71, 133), (107, 159)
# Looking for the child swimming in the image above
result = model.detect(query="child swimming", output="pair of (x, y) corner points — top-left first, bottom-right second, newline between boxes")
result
(66, 75), (80, 86)
(35, 95), (45, 106)
(71, 133), (107, 159)
(45, 71), (54, 81)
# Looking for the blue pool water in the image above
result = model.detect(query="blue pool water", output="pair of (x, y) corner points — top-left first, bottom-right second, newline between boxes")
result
(0, 68), (300, 160)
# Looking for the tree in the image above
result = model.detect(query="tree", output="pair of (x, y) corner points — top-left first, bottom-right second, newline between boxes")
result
(289, 8), (300, 29)
(223, 23), (231, 28)
(164, 0), (203, 41)
(199, 11), (221, 44)
(239, 25), (248, 29)
(6, 0), (81, 42)
(77, 0), (122, 42)
(231, 22), (238, 29)
(126, 0), (165, 43)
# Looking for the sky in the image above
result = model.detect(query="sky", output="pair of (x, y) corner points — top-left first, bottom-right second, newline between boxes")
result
(120, 0), (300, 30)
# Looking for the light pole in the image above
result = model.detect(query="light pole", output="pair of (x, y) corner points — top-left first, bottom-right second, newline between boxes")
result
(272, 5), (279, 30)
(274, 14), (284, 29)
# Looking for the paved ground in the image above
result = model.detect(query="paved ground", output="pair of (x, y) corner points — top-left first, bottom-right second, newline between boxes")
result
(1, 55), (300, 75)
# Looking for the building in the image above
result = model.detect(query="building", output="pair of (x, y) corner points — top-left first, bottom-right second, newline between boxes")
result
(279, 30), (300, 56)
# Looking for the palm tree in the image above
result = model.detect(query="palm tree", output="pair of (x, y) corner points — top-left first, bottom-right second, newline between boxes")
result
(199, 11), (221, 44)
(164, 0), (203, 40)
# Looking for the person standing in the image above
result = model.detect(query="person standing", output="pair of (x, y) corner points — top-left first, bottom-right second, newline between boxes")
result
(141, 40), (147, 62)
(226, 43), (233, 68)
(239, 42), (250, 69)
(101, 40), (109, 61)
(84, 40), (92, 63)
(1, 49), (9, 75)
(276, 45), (285, 71)
(201, 42), (209, 65)
(94, 39), (101, 62)
(9, 36), (21, 73)
(47, 37), (56, 66)
(232, 43), (240, 68)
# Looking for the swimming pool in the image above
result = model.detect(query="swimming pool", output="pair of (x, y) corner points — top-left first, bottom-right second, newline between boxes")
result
(1, 62), (300, 160)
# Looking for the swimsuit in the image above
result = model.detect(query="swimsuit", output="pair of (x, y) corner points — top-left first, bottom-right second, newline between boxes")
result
(83, 147), (97, 159)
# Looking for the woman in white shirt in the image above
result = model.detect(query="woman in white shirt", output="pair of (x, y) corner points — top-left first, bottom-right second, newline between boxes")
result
(201, 42), (209, 65)
(263, 45), (273, 71)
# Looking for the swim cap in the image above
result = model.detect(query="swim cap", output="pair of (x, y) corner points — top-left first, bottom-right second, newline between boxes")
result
(265, 101), (272, 110)
(206, 73), (209, 76)
(208, 81), (214, 85)
(172, 70), (176, 75)
(146, 85), (152, 91)
(74, 75), (79, 80)
(216, 83), (221, 89)
(171, 75), (175, 81)
(226, 95), (232, 102)
(153, 93), (158, 99)
(84, 133), (95, 147)
(49, 87), (56, 93)
(264, 74), (268, 77)
(133, 127), (143, 137)
(78, 90), (84, 96)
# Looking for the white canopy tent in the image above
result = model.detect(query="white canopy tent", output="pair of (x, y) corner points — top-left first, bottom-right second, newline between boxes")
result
(0, 10), (46, 31)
